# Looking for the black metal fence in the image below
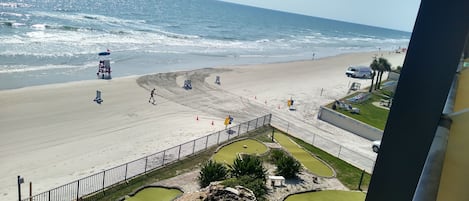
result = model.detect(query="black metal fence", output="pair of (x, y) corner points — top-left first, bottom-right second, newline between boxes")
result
(23, 114), (272, 201)
(270, 115), (376, 173)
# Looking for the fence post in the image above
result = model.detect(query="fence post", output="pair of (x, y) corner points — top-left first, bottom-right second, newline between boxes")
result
(162, 150), (166, 165)
(217, 131), (221, 144)
(102, 171), (106, 194)
(358, 169), (365, 190)
(177, 144), (182, 160)
(269, 114), (272, 124)
(76, 180), (80, 201)
(287, 122), (290, 133)
(192, 139), (196, 155)
(338, 146), (342, 158)
(124, 163), (128, 181)
(238, 124), (241, 136)
(48, 191), (50, 201)
(205, 136), (209, 150)
(247, 121), (250, 131)
(144, 157), (148, 173)
(263, 115), (266, 125)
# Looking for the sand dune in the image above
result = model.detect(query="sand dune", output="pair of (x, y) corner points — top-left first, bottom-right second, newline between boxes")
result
(0, 51), (405, 200)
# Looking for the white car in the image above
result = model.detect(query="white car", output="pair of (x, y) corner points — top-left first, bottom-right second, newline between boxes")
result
(346, 66), (373, 78)
(372, 140), (381, 153)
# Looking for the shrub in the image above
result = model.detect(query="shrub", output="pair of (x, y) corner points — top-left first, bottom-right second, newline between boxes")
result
(275, 154), (301, 178)
(222, 175), (267, 200)
(198, 160), (228, 188)
(229, 155), (267, 182)
(269, 149), (286, 163)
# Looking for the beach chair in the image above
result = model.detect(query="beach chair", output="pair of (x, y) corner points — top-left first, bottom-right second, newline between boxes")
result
(215, 76), (221, 85)
(183, 80), (192, 90)
(93, 90), (103, 104)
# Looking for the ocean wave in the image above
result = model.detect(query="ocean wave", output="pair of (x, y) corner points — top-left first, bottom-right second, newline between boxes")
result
(31, 24), (46, 30)
(0, 12), (24, 17)
(83, 15), (98, 20)
(30, 11), (146, 27)
(0, 62), (95, 74)
(256, 39), (270, 43)
(154, 29), (200, 40)
(0, 2), (31, 8)
(0, 21), (26, 28)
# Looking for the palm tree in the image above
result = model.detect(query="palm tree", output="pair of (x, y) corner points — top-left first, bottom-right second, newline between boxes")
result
(377, 57), (392, 89)
(229, 155), (267, 182)
(369, 57), (379, 92)
(198, 160), (228, 187)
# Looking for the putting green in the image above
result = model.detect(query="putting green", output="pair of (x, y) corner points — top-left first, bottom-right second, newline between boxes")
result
(274, 132), (334, 177)
(124, 187), (182, 201)
(213, 139), (268, 164)
(284, 190), (366, 201)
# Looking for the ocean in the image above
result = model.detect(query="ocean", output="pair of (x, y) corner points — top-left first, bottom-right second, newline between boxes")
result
(0, 0), (411, 90)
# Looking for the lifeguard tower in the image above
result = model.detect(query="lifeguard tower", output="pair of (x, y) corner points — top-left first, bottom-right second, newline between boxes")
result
(97, 60), (111, 79)
(97, 50), (111, 79)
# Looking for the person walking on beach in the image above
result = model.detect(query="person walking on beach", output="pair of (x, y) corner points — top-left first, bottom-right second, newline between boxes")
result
(149, 88), (156, 104)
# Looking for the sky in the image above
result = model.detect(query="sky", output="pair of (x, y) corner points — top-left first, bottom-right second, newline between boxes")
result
(220, 0), (421, 32)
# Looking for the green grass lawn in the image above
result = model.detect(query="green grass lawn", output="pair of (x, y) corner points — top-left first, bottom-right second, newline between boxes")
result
(328, 92), (389, 130)
(288, 134), (371, 190)
(213, 139), (268, 165)
(124, 187), (182, 201)
(274, 132), (334, 177)
(284, 190), (366, 201)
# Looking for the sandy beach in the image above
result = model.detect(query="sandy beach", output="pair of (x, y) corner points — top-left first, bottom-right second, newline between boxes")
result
(0, 51), (405, 201)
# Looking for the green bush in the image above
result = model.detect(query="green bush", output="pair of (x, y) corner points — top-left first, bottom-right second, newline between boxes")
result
(269, 149), (301, 178)
(222, 175), (267, 201)
(198, 160), (228, 188)
(269, 149), (286, 163)
(275, 154), (301, 179)
(229, 155), (267, 182)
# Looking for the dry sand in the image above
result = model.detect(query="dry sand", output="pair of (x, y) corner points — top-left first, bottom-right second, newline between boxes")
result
(0, 51), (405, 201)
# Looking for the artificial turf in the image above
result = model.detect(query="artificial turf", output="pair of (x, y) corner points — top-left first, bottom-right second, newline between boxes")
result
(124, 187), (182, 201)
(212, 139), (268, 165)
(284, 190), (366, 201)
(274, 132), (334, 177)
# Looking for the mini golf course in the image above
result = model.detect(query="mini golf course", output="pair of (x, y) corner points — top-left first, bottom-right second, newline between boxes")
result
(274, 132), (334, 177)
(213, 139), (268, 164)
(124, 186), (183, 201)
(284, 190), (365, 201)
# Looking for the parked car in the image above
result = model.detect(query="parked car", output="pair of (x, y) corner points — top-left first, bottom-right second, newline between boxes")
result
(346, 66), (372, 78)
(372, 140), (381, 153)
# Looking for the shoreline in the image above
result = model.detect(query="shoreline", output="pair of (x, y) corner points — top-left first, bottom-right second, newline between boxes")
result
(0, 50), (397, 92)
(0, 51), (405, 201)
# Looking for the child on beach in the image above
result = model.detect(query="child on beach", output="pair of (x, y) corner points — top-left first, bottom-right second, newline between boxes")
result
(149, 88), (156, 104)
